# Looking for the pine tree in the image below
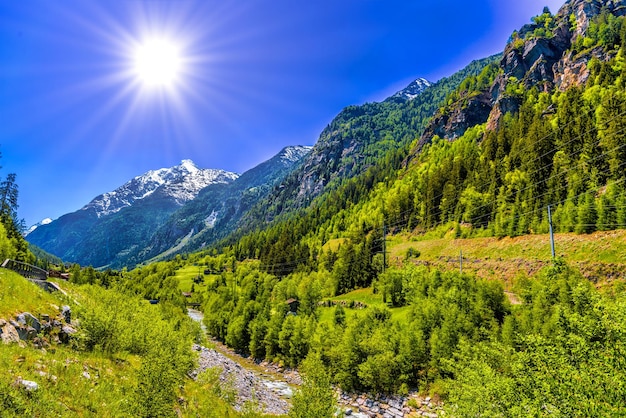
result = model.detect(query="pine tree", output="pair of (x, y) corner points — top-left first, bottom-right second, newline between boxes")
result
(576, 192), (598, 234)
(0, 167), (28, 260)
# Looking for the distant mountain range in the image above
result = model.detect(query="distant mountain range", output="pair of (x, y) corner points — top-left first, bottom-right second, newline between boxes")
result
(26, 147), (311, 268)
(118, 145), (313, 267)
(26, 37), (535, 270)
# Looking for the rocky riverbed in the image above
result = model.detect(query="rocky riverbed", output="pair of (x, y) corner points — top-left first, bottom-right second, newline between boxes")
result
(190, 344), (292, 415)
(336, 391), (442, 417)
(187, 309), (442, 417)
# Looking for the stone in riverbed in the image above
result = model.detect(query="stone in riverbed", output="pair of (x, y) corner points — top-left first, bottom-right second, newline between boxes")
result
(388, 407), (403, 417)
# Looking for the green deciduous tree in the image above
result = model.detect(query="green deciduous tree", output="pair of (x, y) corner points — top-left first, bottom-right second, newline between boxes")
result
(289, 354), (336, 418)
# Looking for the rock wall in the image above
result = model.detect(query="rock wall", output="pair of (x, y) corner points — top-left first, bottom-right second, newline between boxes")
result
(421, 0), (626, 144)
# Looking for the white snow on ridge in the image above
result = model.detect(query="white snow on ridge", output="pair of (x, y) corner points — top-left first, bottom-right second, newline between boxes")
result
(83, 160), (239, 218)
(393, 77), (433, 100)
(25, 218), (53, 236)
(279, 146), (313, 164)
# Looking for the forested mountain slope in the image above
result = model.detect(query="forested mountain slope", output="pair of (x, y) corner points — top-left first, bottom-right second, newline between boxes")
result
(191, 1), (626, 402)
(235, 54), (501, 232)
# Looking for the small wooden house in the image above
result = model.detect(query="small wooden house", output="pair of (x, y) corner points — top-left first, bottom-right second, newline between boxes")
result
(285, 298), (300, 313)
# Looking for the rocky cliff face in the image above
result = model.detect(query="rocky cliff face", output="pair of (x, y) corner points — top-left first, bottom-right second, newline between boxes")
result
(419, 91), (493, 145)
(421, 0), (626, 142)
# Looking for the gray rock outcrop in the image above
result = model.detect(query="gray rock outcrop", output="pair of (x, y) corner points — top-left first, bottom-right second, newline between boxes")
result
(421, 0), (626, 143)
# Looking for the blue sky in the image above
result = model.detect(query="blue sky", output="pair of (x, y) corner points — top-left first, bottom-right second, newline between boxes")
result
(1, 0), (564, 227)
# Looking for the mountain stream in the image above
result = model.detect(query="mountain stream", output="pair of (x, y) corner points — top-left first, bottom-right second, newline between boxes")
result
(187, 309), (295, 415)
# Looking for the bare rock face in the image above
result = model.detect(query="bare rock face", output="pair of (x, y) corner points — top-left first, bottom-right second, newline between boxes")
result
(418, 91), (493, 148)
(555, 46), (613, 90)
(486, 95), (523, 132)
(421, 0), (626, 143)
(566, 0), (626, 38)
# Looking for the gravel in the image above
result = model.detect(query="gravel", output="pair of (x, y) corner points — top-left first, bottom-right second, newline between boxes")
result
(190, 344), (290, 415)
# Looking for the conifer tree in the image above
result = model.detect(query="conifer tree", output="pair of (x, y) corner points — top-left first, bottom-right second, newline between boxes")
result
(576, 192), (598, 234)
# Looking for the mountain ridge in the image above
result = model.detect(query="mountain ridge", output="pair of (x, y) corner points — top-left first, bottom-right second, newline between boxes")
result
(83, 159), (238, 218)
(420, 0), (626, 146)
(119, 145), (313, 267)
(26, 147), (312, 268)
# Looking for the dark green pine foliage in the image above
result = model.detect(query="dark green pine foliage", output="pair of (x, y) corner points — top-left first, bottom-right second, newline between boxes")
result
(0, 165), (29, 261)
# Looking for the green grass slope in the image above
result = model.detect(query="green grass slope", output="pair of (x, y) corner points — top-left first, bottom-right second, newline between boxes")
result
(0, 269), (244, 417)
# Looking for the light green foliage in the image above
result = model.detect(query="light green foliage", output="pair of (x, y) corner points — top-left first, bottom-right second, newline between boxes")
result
(529, 8), (556, 39)
(133, 321), (195, 417)
(289, 354), (336, 418)
(0, 222), (17, 261)
(0, 269), (59, 317)
(446, 261), (626, 416)
(120, 260), (186, 310)
(71, 285), (197, 416)
(444, 63), (500, 107)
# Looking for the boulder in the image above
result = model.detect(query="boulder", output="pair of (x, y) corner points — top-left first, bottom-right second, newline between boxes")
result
(16, 326), (38, 341)
(61, 306), (71, 324)
(17, 312), (41, 333)
(60, 325), (77, 344)
(17, 379), (39, 391)
(0, 320), (20, 344)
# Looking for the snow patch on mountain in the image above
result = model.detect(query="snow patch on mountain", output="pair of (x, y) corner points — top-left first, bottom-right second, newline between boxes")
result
(25, 218), (53, 236)
(83, 160), (239, 218)
(278, 146), (313, 165)
(204, 210), (219, 228)
(393, 78), (433, 100)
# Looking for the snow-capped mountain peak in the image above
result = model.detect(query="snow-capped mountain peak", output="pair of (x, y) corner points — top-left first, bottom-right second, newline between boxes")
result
(83, 160), (239, 218)
(279, 146), (313, 164)
(180, 159), (199, 173)
(393, 77), (433, 100)
(24, 218), (52, 236)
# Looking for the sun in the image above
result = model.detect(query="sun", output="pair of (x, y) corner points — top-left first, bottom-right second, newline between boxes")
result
(132, 38), (183, 88)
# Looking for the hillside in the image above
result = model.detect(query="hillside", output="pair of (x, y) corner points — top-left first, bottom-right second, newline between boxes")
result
(389, 229), (626, 286)
(10, 0), (626, 415)
(171, 0), (626, 414)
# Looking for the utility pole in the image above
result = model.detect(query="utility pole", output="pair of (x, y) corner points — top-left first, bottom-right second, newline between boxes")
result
(548, 205), (556, 259)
